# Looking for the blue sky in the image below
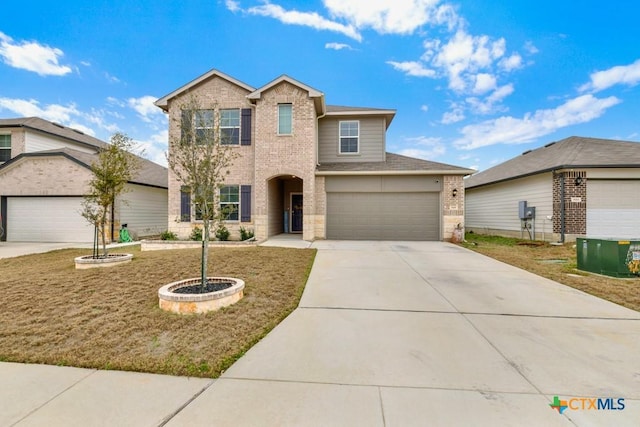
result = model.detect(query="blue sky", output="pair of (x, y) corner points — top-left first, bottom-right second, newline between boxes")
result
(1, 0), (639, 170)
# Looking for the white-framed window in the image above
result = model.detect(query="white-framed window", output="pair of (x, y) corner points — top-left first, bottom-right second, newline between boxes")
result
(220, 185), (240, 221)
(278, 103), (292, 135)
(0, 134), (11, 162)
(339, 121), (359, 154)
(194, 109), (214, 145)
(220, 109), (240, 145)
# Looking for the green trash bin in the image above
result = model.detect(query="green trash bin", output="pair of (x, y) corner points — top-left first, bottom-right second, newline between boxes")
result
(577, 238), (640, 278)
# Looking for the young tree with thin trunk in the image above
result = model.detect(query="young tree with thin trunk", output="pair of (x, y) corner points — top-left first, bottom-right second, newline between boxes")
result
(81, 133), (140, 258)
(166, 95), (239, 288)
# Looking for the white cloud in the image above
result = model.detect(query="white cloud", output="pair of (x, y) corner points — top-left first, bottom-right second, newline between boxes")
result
(441, 102), (465, 124)
(579, 59), (640, 93)
(466, 83), (513, 114)
(323, 0), (452, 35)
(472, 73), (497, 94)
(248, 3), (362, 41)
(325, 42), (353, 50)
(0, 32), (72, 76)
(454, 94), (621, 150)
(420, 104), (429, 112)
(0, 97), (79, 122)
(135, 130), (168, 167)
(524, 41), (539, 55)
(128, 95), (163, 122)
(225, 0), (240, 12)
(386, 60), (436, 77)
(423, 29), (508, 92)
(104, 72), (121, 84)
(66, 123), (96, 136)
(498, 53), (522, 71)
(0, 97), (122, 135)
(399, 136), (446, 159)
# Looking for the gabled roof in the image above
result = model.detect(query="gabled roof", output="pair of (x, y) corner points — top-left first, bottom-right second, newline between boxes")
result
(154, 68), (256, 111)
(325, 105), (396, 128)
(247, 74), (325, 115)
(0, 148), (168, 189)
(247, 74), (323, 99)
(465, 136), (640, 189)
(317, 152), (475, 175)
(0, 117), (108, 150)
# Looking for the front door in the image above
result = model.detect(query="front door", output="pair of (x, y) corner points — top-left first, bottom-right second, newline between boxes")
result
(291, 194), (303, 233)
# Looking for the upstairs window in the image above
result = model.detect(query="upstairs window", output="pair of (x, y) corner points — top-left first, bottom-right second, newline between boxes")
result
(194, 109), (214, 145)
(278, 104), (292, 135)
(339, 121), (359, 154)
(220, 109), (240, 145)
(0, 134), (10, 162)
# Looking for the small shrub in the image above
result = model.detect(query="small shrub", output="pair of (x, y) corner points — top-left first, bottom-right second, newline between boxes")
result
(239, 226), (255, 241)
(190, 226), (203, 241)
(215, 224), (230, 241)
(160, 230), (178, 241)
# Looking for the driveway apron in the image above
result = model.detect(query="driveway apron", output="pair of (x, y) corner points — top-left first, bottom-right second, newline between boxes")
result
(167, 241), (640, 426)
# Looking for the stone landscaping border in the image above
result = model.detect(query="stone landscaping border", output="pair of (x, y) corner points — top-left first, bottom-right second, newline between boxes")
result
(158, 277), (245, 314)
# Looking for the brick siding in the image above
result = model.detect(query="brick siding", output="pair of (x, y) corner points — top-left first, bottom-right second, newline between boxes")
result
(552, 170), (586, 234)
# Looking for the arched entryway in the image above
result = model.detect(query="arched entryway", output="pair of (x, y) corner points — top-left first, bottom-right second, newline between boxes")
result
(266, 175), (304, 237)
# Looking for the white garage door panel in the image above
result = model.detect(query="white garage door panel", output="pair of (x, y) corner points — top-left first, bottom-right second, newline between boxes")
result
(7, 197), (94, 242)
(587, 181), (640, 239)
(327, 192), (440, 240)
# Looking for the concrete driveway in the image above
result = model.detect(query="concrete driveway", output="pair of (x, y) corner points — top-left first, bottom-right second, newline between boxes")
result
(166, 241), (640, 426)
(3, 241), (639, 426)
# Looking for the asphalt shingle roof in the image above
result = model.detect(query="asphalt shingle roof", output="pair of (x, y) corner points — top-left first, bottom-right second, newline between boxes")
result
(317, 152), (475, 174)
(465, 136), (640, 189)
(0, 117), (168, 188)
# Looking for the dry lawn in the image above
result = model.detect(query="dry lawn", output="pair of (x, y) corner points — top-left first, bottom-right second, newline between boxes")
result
(462, 234), (640, 312)
(0, 245), (316, 377)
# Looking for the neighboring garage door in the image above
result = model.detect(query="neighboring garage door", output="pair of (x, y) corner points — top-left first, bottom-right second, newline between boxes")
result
(7, 197), (94, 242)
(587, 180), (640, 238)
(327, 192), (440, 240)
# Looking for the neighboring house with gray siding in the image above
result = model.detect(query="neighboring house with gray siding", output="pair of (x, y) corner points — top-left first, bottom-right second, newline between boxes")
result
(155, 69), (474, 241)
(0, 117), (168, 242)
(465, 136), (640, 242)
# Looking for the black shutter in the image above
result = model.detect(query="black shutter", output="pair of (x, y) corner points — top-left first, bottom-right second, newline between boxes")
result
(181, 110), (192, 143)
(240, 185), (251, 222)
(180, 186), (191, 222)
(241, 108), (252, 146)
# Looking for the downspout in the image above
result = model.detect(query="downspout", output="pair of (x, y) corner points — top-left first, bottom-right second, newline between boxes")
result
(316, 107), (326, 166)
(560, 173), (565, 243)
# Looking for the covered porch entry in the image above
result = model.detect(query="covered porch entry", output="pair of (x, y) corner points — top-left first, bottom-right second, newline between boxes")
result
(267, 175), (303, 237)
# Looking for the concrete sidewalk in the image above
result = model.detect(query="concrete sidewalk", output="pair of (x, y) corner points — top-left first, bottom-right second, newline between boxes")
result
(2, 241), (640, 426)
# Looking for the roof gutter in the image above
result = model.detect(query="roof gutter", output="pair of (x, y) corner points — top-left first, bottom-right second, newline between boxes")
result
(316, 170), (474, 176)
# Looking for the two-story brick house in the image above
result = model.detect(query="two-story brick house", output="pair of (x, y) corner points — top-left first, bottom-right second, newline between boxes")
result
(155, 69), (474, 241)
(0, 117), (168, 242)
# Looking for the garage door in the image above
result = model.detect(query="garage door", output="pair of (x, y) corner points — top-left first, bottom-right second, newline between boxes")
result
(327, 192), (440, 240)
(7, 197), (94, 242)
(587, 180), (640, 238)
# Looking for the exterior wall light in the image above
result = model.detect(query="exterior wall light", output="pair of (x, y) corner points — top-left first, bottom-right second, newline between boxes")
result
(574, 176), (583, 185)
(452, 188), (458, 197)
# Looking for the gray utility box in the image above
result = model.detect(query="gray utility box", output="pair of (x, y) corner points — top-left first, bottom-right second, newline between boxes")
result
(518, 201), (536, 219)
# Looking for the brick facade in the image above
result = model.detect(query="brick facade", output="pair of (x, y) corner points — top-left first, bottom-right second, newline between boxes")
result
(443, 175), (465, 240)
(552, 170), (586, 235)
(160, 70), (470, 242)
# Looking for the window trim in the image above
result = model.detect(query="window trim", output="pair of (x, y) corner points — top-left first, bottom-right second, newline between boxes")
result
(0, 133), (11, 163)
(338, 120), (360, 155)
(194, 109), (214, 145)
(277, 103), (293, 135)
(220, 108), (240, 145)
(219, 185), (240, 222)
